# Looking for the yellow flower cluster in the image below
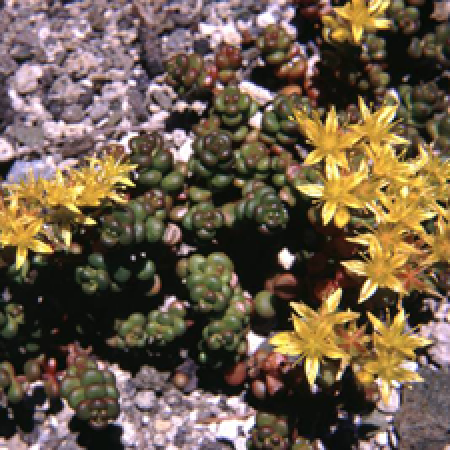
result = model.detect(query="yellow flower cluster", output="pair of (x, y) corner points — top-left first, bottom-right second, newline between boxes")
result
(270, 290), (431, 404)
(322, 0), (392, 45)
(0, 153), (137, 270)
(270, 95), (447, 402)
(293, 97), (450, 304)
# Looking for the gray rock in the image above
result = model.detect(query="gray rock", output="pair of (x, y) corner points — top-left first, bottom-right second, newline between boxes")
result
(78, 88), (94, 109)
(0, 137), (15, 162)
(0, 52), (18, 75)
(6, 156), (60, 182)
(89, 102), (109, 122)
(128, 87), (147, 121)
(61, 104), (85, 123)
(396, 367), (450, 449)
(9, 123), (46, 147)
(139, 30), (165, 79)
(14, 63), (43, 94)
(57, 440), (81, 450)
(193, 38), (211, 56)
(10, 43), (34, 62)
(152, 90), (172, 110)
(135, 390), (157, 411)
(47, 75), (85, 104)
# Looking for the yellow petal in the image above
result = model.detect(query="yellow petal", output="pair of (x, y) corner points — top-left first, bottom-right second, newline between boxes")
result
(380, 379), (391, 405)
(65, 203), (83, 214)
(351, 25), (364, 43)
(269, 331), (297, 347)
(296, 184), (324, 198)
(358, 97), (370, 121)
(113, 177), (135, 187)
(359, 278), (378, 303)
(324, 287), (342, 313)
(392, 308), (406, 329)
(333, 311), (361, 324)
(290, 302), (315, 319)
(29, 239), (54, 254)
(305, 357), (319, 387)
(334, 206), (350, 228)
(322, 202), (337, 225)
(341, 260), (367, 276)
(356, 369), (374, 385)
(80, 216), (97, 226)
(15, 246), (27, 270)
(303, 151), (325, 167)
(326, 106), (338, 133)
(367, 311), (385, 332)
(373, 18), (392, 29)
(61, 227), (71, 247)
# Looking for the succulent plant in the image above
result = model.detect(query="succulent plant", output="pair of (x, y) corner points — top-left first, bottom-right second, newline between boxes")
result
(256, 25), (294, 66)
(388, 0), (420, 35)
(0, 303), (24, 339)
(260, 94), (313, 150)
(215, 43), (242, 84)
(177, 252), (234, 313)
(99, 190), (168, 247)
(75, 252), (158, 295)
(0, 362), (24, 404)
(234, 181), (289, 232)
(165, 53), (218, 95)
(182, 202), (225, 240)
(128, 133), (185, 193)
(245, 348), (302, 400)
(213, 85), (259, 142)
(248, 412), (290, 450)
(234, 141), (271, 181)
(192, 115), (221, 137)
(60, 355), (120, 428)
(198, 288), (252, 368)
(198, 314), (248, 367)
(146, 301), (187, 346)
(188, 130), (235, 189)
(397, 82), (448, 126)
(428, 112), (450, 155)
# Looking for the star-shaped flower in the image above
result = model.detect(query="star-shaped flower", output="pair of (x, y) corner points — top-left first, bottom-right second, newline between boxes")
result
(291, 106), (361, 173)
(334, 0), (392, 44)
(296, 162), (368, 228)
(269, 288), (358, 388)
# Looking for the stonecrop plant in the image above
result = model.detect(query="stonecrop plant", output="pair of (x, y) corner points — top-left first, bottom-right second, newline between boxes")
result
(1, 0), (447, 445)
(269, 91), (445, 403)
(0, 151), (137, 269)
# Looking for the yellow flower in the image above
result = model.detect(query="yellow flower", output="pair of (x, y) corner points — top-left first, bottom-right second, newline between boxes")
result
(291, 106), (361, 173)
(296, 162), (368, 227)
(418, 144), (450, 185)
(8, 170), (46, 204)
(269, 288), (356, 388)
(40, 170), (85, 214)
(290, 287), (360, 330)
(368, 307), (432, 359)
(351, 97), (409, 150)
(341, 239), (408, 302)
(322, 14), (353, 43)
(421, 216), (450, 266)
(0, 216), (53, 269)
(347, 223), (420, 257)
(333, 0), (392, 44)
(85, 154), (137, 189)
(377, 190), (437, 234)
(417, 144), (450, 205)
(73, 155), (136, 207)
(358, 349), (424, 404)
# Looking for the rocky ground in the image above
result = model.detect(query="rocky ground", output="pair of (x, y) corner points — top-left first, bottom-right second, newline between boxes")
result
(0, 0), (449, 449)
